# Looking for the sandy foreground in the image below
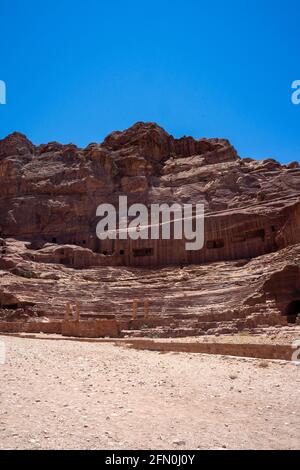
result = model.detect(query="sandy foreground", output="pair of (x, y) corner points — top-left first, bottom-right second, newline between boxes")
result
(0, 335), (299, 450)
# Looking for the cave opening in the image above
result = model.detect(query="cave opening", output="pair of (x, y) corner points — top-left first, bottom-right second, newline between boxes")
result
(133, 248), (154, 257)
(207, 239), (225, 249)
(285, 300), (300, 324)
(2, 303), (20, 310)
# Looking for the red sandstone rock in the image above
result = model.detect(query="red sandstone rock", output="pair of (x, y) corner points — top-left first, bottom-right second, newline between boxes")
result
(0, 122), (299, 335)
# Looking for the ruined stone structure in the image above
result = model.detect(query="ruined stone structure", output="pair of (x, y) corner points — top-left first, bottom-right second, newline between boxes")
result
(0, 122), (300, 335)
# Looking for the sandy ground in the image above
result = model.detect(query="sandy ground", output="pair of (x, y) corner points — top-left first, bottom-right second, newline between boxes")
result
(0, 335), (299, 450)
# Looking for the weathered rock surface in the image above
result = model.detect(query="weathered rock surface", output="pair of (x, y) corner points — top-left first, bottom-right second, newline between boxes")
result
(1, 122), (299, 241)
(0, 122), (300, 335)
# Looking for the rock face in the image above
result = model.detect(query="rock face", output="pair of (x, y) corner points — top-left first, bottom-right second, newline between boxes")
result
(0, 122), (299, 264)
(0, 122), (300, 334)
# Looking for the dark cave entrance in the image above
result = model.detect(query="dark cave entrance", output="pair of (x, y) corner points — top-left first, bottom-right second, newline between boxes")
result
(285, 300), (300, 324)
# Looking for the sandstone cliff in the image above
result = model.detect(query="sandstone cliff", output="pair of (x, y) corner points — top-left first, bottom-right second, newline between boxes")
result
(0, 122), (299, 335)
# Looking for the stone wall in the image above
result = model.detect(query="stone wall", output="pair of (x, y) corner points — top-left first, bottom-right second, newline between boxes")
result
(125, 339), (295, 361)
(0, 321), (62, 334)
(61, 319), (119, 338)
(0, 319), (120, 338)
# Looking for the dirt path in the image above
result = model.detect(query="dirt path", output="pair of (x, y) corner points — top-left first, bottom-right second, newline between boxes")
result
(0, 335), (299, 450)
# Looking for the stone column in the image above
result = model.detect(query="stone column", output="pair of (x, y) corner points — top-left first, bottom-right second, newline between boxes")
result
(65, 303), (72, 320)
(144, 299), (149, 319)
(132, 299), (138, 320)
(76, 302), (81, 322)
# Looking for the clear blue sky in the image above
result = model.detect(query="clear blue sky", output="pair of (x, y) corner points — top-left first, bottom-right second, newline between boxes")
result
(0, 0), (299, 163)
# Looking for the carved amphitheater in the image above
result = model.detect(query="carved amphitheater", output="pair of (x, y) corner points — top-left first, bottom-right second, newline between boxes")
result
(0, 122), (300, 344)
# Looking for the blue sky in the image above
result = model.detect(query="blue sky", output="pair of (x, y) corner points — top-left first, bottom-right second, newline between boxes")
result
(0, 0), (299, 163)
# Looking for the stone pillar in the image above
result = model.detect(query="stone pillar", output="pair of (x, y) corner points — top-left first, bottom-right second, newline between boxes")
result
(65, 303), (72, 320)
(76, 302), (81, 322)
(132, 299), (138, 320)
(144, 299), (149, 319)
